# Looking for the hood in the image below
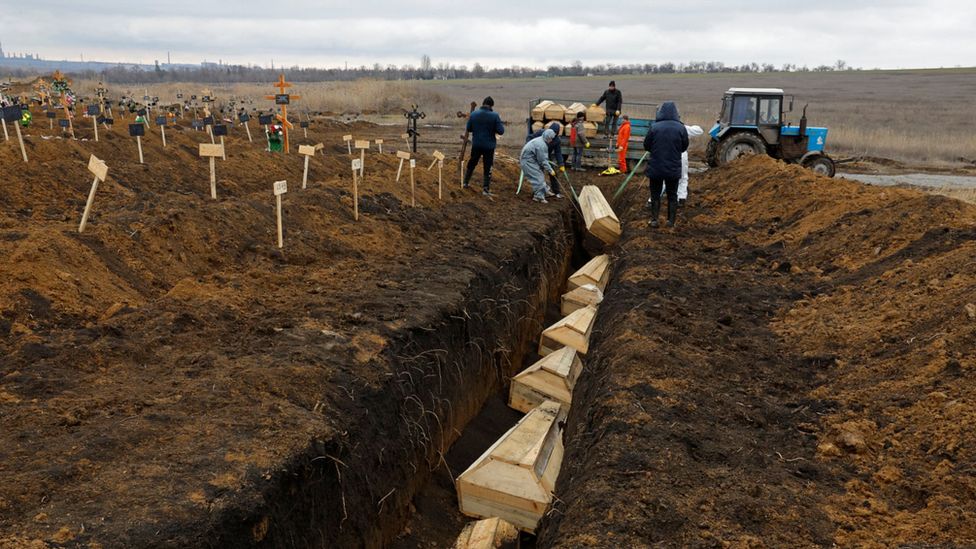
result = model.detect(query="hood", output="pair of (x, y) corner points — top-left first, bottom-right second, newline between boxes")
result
(547, 122), (561, 134)
(656, 101), (679, 122)
(542, 129), (556, 142)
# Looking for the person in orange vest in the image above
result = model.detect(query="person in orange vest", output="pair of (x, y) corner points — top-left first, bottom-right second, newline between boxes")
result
(616, 115), (631, 172)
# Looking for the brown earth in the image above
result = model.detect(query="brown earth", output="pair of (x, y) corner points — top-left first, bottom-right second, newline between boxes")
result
(0, 114), (579, 547)
(539, 156), (976, 547)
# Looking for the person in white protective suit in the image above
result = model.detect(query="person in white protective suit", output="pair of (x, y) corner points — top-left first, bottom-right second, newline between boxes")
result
(648, 124), (704, 207)
(520, 129), (558, 203)
(678, 124), (705, 205)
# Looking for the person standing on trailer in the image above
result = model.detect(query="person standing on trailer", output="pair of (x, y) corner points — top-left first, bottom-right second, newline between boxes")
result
(616, 115), (631, 172)
(643, 101), (688, 229)
(463, 96), (506, 197)
(593, 81), (623, 137)
(521, 129), (558, 204)
(678, 124), (705, 206)
(570, 112), (590, 171)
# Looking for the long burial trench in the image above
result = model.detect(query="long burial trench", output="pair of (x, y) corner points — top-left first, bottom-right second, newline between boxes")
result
(0, 119), (594, 548)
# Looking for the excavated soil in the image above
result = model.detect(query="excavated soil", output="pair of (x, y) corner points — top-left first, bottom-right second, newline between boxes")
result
(0, 117), (578, 548)
(539, 156), (976, 547)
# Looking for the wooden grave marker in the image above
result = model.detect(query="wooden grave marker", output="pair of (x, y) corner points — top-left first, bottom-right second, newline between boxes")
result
(273, 180), (287, 248)
(410, 159), (417, 207)
(156, 115), (168, 147)
(199, 143), (225, 199)
(428, 150), (446, 200)
(538, 305), (598, 356)
(239, 112), (253, 142)
(395, 150), (411, 182)
(129, 123), (145, 164)
(298, 144), (316, 189)
(509, 346), (583, 414)
(2, 106), (27, 162)
(578, 185), (621, 245)
(343, 134), (353, 155)
(300, 118), (309, 138)
(355, 139), (369, 177)
(2, 113), (9, 141)
(456, 400), (566, 532)
(454, 517), (520, 549)
(79, 155), (109, 232)
(264, 75), (300, 153)
(567, 254), (610, 292)
(87, 104), (100, 142)
(375, 138), (384, 154)
(351, 158), (362, 221)
(401, 132), (411, 151)
(213, 124), (228, 160)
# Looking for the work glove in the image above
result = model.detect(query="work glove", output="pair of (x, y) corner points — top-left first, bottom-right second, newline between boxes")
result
(559, 166), (566, 172)
(615, 110), (620, 116)
(585, 142), (591, 149)
(591, 103), (598, 107)
(549, 171), (556, 177)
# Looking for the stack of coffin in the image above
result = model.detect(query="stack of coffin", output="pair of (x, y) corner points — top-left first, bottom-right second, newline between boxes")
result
(578, 186), (621, 245)
(509, 346), (583, 413)
(456, 401), (566, 532)
(454, 517), (520, 549)
(563, 102), (587, 122)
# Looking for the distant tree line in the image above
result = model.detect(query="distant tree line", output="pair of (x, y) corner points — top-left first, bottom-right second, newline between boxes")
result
(5, 58), (859, 84)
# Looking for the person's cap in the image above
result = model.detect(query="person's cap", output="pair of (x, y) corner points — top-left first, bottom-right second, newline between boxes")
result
(483, 96), (494, 107)
(609, 80), (616, 87)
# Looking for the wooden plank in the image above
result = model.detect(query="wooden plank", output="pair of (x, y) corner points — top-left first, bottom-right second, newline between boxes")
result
(561, 284), (604, 316)
(199, 143), (224, 158)
(538, 306), (597, 356)
(579, 186), (621, 245)
(87, 154), (108, 181)
(298, 144), (316, 156)
(396, 150), (412, 160)
(568, 254), (611, 292)
(354, 139), (370, 149)
(457, 401), (564, 533)
(455, 518), (519, 549)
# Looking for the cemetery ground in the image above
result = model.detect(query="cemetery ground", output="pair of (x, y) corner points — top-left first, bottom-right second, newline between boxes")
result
(1, 100), (976, 547)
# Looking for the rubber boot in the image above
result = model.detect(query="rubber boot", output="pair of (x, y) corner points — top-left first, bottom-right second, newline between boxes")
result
(667, 199), (677, 228)
(649, 199), (661, 228)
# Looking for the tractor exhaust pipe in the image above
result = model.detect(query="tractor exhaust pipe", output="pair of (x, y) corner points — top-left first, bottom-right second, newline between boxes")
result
(799, 104), (808, 136)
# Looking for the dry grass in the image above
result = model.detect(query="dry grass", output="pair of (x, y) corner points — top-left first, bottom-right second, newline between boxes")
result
(72, 68), (976, 166)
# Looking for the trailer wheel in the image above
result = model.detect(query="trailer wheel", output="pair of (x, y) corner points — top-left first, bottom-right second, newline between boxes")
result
(803, 155), (836, 177)
(718, 132), (767, 165)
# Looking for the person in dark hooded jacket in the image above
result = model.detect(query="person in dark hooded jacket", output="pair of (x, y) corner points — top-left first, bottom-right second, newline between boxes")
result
(464, 96), (506, 196)
(643, 101), (688, 228)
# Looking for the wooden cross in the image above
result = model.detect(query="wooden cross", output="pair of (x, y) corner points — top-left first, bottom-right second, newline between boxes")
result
(264, 74), (301, 154)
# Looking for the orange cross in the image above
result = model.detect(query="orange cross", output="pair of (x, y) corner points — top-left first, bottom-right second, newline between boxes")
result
(265, 74), (301, 153)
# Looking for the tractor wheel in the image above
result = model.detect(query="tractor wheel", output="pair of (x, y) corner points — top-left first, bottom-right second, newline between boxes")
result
(803, 155), (836, 177)
(717, 132), (767, 165)
(705, 140), (719, 168)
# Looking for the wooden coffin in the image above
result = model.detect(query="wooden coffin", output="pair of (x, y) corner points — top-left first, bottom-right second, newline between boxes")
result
(531, 121), (544, 133)
(531, 100), (554, 122)
(560, 283), (604, 316)
(567, 254), (611, 292)
(583, 121), (598, 138)
(509, 346), (583, 414)
(563, 102), (587, 123)
(579, 186), (621, 245)
(454, 517), (520, 549)
(585, 104), (606, 122)
(543, 102), (566, 122)
(538, 305), (597, 356)
(457, 400), (566, 532)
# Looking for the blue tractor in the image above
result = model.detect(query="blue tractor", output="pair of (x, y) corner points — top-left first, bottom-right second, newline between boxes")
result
(705, 88), (836, 177)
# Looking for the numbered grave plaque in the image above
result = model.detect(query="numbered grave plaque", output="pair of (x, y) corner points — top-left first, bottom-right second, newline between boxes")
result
(58, 119), (70, 128)
(129, 123), (145, 137)
(259, 114), (273, 125)
(203, 116), (215, 126)
(191, 120), (204, 130)
(156, 116), (167, 126)
(274, 94), (290, 105)
(104, 118), (114, 126)
(2, 106), (21, 123)
(86, 105), (100, 116)
(45, 111), (57, 119)
(212, 124), (228, 136)
(300, 120), (309, 128)
(239, 113), (250, 123)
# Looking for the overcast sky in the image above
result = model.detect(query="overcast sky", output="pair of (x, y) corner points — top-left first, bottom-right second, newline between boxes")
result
(1, 0), (973, 70)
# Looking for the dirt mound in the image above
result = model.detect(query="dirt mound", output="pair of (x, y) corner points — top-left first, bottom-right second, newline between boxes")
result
(539, 156), (976, 547)
(0, 117), (575, 547)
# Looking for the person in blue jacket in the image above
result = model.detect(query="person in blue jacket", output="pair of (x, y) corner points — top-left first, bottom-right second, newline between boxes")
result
(525, 121), (566, 199)
(464, 96), (506, 196)
(643, 101), (689, 228)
